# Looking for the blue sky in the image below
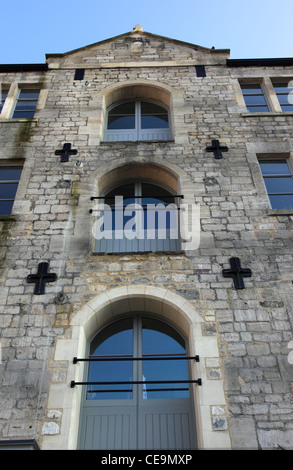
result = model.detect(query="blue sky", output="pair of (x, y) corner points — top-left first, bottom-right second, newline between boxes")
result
(1, 0), (292, 63)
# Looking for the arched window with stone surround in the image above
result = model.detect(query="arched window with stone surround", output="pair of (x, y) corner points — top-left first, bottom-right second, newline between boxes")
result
(90, 161), (195, 254)
(93, 179), (181, 253)
(102, 83), (173, 142)
(104, 99), (171, 142)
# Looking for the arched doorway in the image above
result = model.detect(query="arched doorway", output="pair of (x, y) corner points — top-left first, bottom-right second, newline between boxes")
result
(45, 286), (231, 450)
(77, 314), (197, 450)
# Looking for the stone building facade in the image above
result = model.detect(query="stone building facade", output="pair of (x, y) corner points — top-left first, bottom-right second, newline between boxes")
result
(0, 26), (293, 450)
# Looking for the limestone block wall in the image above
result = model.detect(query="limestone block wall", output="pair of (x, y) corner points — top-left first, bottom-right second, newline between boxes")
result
(0, 35), (293, 449)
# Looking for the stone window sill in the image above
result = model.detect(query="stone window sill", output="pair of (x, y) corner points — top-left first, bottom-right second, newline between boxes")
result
(266, 209), (293, 216)
(0, 118), (38, 123)
(100, 139), (175, 145)
(93, 250), (184, 256)
(241, 112), (293, 117)
(0, 214), (18, 222)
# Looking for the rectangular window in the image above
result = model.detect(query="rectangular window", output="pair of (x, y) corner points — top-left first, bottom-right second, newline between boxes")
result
(0, 87), (9, 113)
(272, 80), (293, 112)
(12, 88), (40, 118)
(0, 166), (22, 214)
(258, 158), (293, 209)
(240, 83), (270, 112)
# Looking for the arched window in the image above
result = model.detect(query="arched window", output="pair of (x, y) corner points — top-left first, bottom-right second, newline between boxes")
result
(93, 180), (181, 253)
(78, 315), (197, 450)
(104, 99), (172, 142)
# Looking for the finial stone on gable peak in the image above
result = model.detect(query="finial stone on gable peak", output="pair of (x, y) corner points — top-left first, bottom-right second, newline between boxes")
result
(132, 25), (143, 32)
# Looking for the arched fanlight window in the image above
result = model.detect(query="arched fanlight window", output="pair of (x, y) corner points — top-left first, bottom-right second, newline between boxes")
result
(104, 100), (172, 142)
(93, 181), (181, 253)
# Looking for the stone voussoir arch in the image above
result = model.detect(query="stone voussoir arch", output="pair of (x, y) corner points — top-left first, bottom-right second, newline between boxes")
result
(95, 78), (188, 144)
(100, 79), (179, 109)
(71, 284), (203, 338)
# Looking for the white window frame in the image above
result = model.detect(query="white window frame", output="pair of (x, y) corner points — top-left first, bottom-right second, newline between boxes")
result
(0, 86), (9, 113)
(0, 164), (23, 215)
(238, 78), (293, 114)
(10, 87), (40, 119)
(0, 84), (42, 120)
(258, 154), (293, 210)
(271, 79), (293, 112)
(240, 82), (271, 113)
(104, 99), (172, 142)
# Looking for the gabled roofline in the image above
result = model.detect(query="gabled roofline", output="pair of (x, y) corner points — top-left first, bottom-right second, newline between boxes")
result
(45, 29), (230, 59)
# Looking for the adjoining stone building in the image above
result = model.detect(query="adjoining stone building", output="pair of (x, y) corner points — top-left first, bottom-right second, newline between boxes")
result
(0, 25), (293, 450)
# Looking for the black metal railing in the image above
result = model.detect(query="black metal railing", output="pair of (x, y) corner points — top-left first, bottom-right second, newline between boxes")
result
(73, 354), (199, 363)
(89, 195), (184, 214)
(70, 354), (202, 390)
(90, 195), (184, 200)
